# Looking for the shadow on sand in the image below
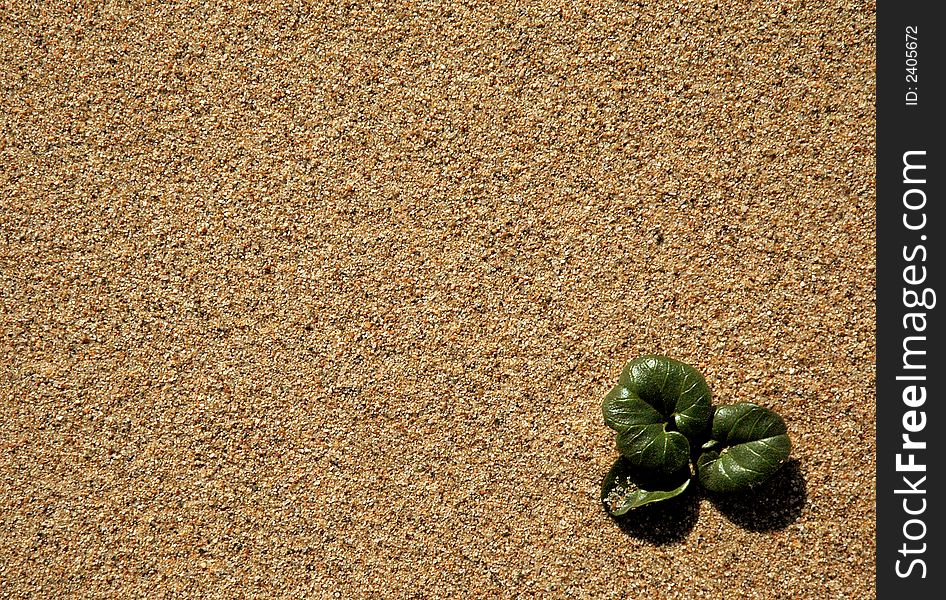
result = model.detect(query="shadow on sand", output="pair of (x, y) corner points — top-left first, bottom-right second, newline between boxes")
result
(607, 482), (701, 545)
(607, 460), (806, 543)
(706, 459), (807, 532)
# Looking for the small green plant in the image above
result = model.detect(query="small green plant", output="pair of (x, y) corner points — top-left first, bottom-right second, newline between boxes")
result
(600, 355), (792, 516)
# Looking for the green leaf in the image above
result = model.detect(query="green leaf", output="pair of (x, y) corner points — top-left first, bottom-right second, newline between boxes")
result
(697, 403), (792, 493)
(615, 424), (690, 475)
(602, 355), (713, 473)
(600, 456), (691, 516)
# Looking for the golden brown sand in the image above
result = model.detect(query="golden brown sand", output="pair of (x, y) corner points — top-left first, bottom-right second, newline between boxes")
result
(1, 1), (875, 597)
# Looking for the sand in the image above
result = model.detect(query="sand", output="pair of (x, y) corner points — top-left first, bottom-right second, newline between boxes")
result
(1, 1), (876, 598)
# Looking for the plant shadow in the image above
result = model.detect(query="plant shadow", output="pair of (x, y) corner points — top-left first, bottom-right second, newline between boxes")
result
(607, 483), (701, 545)
(706, 459), (807, 532)
(606, 460), (807, 541)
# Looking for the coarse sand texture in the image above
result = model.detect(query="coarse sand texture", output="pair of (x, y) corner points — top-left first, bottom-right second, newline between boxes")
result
(1, 1), (875, 598)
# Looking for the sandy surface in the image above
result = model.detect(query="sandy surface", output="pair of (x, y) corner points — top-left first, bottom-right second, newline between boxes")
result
(1, 1), (876, 598)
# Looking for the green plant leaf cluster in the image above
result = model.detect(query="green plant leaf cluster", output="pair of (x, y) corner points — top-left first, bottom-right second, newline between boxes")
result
(600, 355), (792, 515)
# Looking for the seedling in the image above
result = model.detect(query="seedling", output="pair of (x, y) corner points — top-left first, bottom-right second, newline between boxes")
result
(600, 355), (792, 516)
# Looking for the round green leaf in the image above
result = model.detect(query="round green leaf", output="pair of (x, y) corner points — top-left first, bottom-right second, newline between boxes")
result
(601, 355), (713, 473)
(697, 403), (792, 493)
(601, 456), (691, 516)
